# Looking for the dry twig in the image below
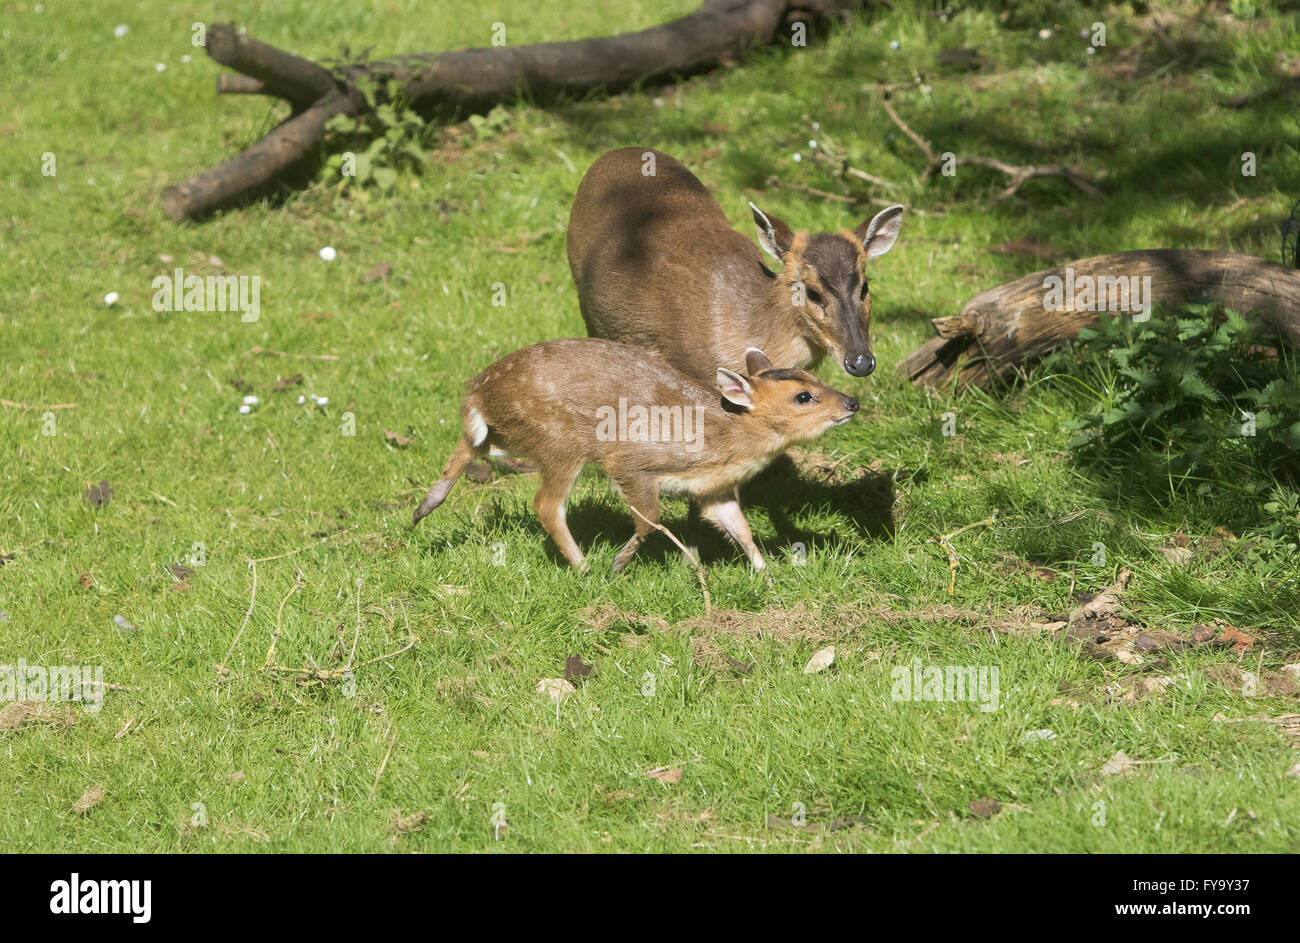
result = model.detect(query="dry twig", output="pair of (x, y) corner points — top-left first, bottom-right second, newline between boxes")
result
(879, 95), (1101, 199)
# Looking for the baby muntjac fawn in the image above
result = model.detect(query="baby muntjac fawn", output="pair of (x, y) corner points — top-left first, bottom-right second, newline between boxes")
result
(413, 339), (859, 574)
(568, 146), (903, 385)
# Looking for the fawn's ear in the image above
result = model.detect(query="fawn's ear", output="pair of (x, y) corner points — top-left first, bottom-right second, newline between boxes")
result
(749, 202), (795, 261)
(744, 347), (774, 376)
(717, 368), (755, 409)
(854, 204), (904, 258)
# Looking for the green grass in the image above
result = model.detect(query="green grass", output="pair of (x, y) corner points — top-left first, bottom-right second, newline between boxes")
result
(2, 0), (1299, 852)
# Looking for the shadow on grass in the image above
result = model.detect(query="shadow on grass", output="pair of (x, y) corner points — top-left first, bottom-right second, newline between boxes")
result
(419, 452), (900, 572)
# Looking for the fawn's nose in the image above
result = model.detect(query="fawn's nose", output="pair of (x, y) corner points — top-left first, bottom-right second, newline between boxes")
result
(845, 352), (875, 377)
(845, 397), (859, 413)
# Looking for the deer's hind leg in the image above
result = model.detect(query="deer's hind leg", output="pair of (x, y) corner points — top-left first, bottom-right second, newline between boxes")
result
(534, 461), (587, 572)
(413, 438), (481, 525)
(609, 475), (661, 576)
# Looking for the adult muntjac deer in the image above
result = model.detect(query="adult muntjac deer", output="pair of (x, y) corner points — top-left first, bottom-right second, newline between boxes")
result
(567, 146), (904, 383)
(412, 340), (858, 574)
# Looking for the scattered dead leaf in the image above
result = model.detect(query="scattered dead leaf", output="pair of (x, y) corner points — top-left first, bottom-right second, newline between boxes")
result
(647, 766), (683, 784)
(563, 654), (593, 684)
(384, 429), (412, 448)
(1221, 624), (1257, 655)
(804, 645), (835, 674)
(72, 782), (105, 814)
(829, 814), (872, 831)
(83, 480), (113, 507)
(1101, 750), (1135, 775)
(1071, 568), (1132, 622)
(217, 822), (270, 842)
(968, 796), (1001, 819)
(536, 677), (575, 702)
(362, 262), (393, 284)
(1105, 674), (1184, 704)
(389, 808), (430, 835)
(272, 372), (304, 390)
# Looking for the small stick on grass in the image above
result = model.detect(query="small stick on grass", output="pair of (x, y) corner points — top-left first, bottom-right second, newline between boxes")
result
(248, 345), (340, 361)
(932, 512), (999, 597)
(369, 723), (398, 800)
(628, 504), (712, 614)
(1, 399), (78, 410)
(880, 94), (1101, 199)
(218, 559), (259, 676)
(261, 576), (305, 670)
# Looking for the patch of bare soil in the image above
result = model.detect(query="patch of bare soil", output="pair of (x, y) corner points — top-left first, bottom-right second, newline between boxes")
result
(0, 701), (78, 732)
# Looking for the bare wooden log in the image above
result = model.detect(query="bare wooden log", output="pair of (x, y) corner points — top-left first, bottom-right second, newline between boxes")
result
(162, 96), (355, 222)
(899, 250), (1300, 391)
(163, 0), (855, 220)
(205, 26), (341, 109)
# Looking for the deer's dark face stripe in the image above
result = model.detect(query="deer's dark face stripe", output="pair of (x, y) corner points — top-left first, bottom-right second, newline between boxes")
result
(790, 233), (874, 371)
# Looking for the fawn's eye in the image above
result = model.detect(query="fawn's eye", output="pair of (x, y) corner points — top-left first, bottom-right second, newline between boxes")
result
(795, 391), (814, 405)
(804, 287), (824, 308)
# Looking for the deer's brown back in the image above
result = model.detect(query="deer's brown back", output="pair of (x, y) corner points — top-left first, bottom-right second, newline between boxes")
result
(465, 338), (731, 475)
(567, 148), (780, 383)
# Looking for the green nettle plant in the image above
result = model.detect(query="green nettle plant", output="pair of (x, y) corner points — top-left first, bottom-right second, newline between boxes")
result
(1051, 303), (1300, 520)
(321, 79), (430, 192)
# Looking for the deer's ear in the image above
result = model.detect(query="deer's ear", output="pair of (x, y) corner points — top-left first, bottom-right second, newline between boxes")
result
(749, 202), (795, 261)
(744, 347), (774, 376)
(854, 204), (904, 258)
(717, 368), (755, 409)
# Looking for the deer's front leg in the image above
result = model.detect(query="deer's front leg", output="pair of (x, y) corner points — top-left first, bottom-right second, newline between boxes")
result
(700, 490), (766, 572)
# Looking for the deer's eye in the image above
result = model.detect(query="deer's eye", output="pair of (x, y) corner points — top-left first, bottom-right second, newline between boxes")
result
(795, 391), (814, 405)
(859, 279), (870, 300)
(804, 287), (825, 308)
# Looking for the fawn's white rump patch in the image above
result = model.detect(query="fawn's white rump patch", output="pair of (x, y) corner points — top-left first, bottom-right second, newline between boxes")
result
(467, 407), (488, 446)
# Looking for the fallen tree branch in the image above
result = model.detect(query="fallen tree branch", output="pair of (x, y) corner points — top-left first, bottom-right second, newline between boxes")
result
(899, 249), (1300, 391)
(163, 0), (857, 220)
(880, 94), (1102, 199)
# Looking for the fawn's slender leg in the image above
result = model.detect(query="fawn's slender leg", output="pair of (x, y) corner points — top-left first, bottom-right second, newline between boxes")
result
(413, 438), (478, 525)
(534, 462), (586, 571)
(700, 488), (766, 571)
(610, 476), (660, 576)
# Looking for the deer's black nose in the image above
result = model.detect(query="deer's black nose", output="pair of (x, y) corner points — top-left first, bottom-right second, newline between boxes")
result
(845, 352), (875, 377)
(845, 397), (859, 413)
